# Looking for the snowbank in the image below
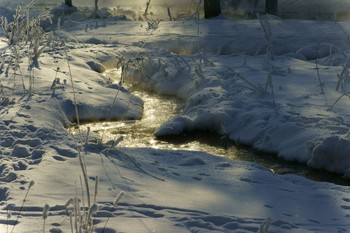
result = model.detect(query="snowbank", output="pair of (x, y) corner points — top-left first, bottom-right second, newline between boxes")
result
(1, 6), (350, 233)
(112, 19), (350, 177)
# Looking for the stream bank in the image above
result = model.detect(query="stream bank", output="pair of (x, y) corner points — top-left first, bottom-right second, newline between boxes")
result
(76, 69), (350, 186)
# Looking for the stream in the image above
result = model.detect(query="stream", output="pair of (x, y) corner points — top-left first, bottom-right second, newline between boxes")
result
(78, 69), (350, 186)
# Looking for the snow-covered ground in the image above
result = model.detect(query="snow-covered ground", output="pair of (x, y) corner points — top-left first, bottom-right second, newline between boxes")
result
(2, 2), (350, 233)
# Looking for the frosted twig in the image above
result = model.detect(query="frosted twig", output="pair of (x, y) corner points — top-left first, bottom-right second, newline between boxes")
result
(315, 43), (325, 94)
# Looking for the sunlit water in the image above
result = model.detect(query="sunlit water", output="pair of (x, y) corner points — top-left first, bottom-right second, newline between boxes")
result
(2, 1), (349, 186)
(74, 69), (350, 186)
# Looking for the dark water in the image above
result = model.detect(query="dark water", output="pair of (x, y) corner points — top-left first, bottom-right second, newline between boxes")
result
(78, 69), (350, 186)
(158, 131), (350, 186)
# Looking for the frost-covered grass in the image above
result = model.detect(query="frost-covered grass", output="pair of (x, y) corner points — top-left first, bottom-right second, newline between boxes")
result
(0, 2), (130, 232)
(0, 0), (53, 96)
(2, 1), (350, 233)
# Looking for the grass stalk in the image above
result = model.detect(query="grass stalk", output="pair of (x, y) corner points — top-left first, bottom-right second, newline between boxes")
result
(74, 197), (79, 233)
(6, 201), (10, 233)
(85, 126), (91, 146)
(329, 93), (349, 110)
(144, 0), (152, 16)
(315, 43), (325, 94)
(265, 72), (277, 112)
(196, 0), (202, 55)
(102, 191), (125, 233)
(336, 57), (350, 93)
(10, 181), (34, 233)
(64, 45), (92, 209)
(93, 176), (98, 204)
(226, 67), (258, 92)
(42, 204), (49, 233)
(79, 176), (86, 222)
(69, 211), (74, 233)
(257, 14), (274, 69)
(64, 48), (80, 127)
(78, 150), (91, 208)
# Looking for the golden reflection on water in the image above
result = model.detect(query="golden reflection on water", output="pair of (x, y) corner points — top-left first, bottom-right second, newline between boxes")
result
(78, 81), (234, 157)
(75, 69), (350, 186)
(75, 68), (237, 157)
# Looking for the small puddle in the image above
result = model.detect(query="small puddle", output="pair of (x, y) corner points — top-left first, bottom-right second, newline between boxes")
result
(77, 68), (350, 186)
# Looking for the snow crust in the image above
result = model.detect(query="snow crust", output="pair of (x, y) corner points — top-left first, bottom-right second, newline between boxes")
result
(116, 19), (350, 177)
(1, 5), (350, 233)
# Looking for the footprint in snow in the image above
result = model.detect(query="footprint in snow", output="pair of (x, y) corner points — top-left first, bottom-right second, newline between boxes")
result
(95, 227), (116, 233)
(278, 188), (294, 193)
(0, 171), (17, 182)
(49, 228), (63, 233)
(307, 219), (320, 224)
(11, 145), (31, 158)
(14, 138), (43, 148)
(51, 145), (77, 158)
(216, 162), (232, 168)
(21, 105), (31, 110)
(12, 161), (28, 171)
(0, 123), (7, 130)
(1, 137), (15, 147)
(341, 205), (350, 210)
(52, 155), (66, 162)
(198, 173), (210, 176)
(239, 177), (262, 184)
(283, 213), (293, 217)
(179, 158), (206, 166)
(16, 112), (29, 118)
(24, 125), (37, 132)
(36, 99), (46, 103)
(10, 130), (28, 138)
(271, 219), (298, 230)
(31, 149), (45, 160)
(192, 176), (202, 181)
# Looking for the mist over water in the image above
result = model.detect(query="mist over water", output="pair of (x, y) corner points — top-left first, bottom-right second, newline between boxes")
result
(1, 0), (350, 20)
(0, 0), (203, 20)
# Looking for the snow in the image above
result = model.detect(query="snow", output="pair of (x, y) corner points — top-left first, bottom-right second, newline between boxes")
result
(1, 2), (350, 233)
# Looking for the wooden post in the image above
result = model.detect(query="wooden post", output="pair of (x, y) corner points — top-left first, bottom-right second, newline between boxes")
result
(204, 0), (221, 19)
(265, 0), (278, 15)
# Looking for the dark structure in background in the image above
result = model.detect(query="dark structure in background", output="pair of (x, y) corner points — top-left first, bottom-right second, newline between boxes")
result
(204, 0), (222, 18)
(265, 0), (278, 15)
(64, 0), (73, 7)
(63, 0), (277, 18)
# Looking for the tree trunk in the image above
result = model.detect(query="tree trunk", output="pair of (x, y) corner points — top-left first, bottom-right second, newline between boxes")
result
(204, 0), (221, 19)
(64, 0), (72, 7)
(95, 0), (99, 11)
(265, 0), (278, 15)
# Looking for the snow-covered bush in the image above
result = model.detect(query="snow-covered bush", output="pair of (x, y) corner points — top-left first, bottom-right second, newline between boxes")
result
(0, 0), (52, 94)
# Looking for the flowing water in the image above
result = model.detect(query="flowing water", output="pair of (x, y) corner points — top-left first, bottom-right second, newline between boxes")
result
(78, 69), (350, 186)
